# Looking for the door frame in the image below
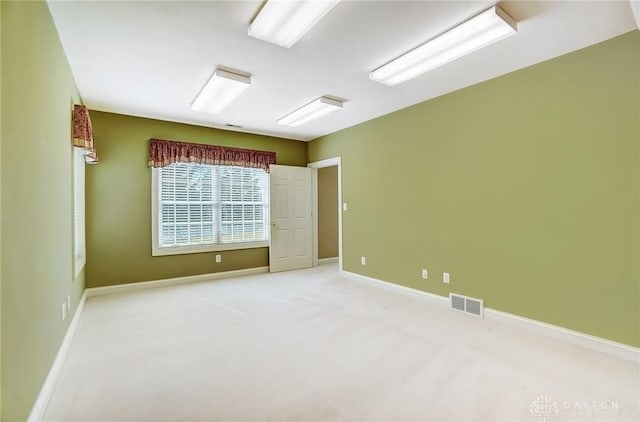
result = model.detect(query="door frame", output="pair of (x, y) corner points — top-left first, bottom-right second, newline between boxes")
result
(307, 157), (342, 271)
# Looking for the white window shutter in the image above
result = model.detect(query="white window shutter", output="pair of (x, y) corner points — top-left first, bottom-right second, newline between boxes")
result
(73, 147), (86, 277)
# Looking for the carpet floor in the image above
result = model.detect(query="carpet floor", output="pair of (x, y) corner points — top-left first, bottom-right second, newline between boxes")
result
(44, 264), (639, 421)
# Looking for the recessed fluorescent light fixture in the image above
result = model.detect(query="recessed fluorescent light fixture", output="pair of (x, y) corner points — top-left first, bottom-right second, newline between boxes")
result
(278, 97), (343, 127)
(191, 69), (251, 114)
(370, 5), (517, 87)
(249, 0), (340, 48)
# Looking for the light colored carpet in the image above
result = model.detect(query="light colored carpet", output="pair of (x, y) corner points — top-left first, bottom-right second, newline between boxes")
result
(44, 264), (639, 421)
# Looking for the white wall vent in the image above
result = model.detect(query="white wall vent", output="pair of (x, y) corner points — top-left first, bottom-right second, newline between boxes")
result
(449, 293), (484, 317)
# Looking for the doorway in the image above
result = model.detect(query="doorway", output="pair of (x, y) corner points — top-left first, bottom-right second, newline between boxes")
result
(308, 157), (342, 271)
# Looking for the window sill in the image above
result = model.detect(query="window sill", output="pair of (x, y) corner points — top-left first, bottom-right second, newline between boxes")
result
(152, 241), (268, 257)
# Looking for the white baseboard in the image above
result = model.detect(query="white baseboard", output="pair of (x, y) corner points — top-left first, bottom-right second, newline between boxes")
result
(86, 266), (270, 298)
(483, 308), (639, 363)
(318, 257), (339, 265)
(28, 290), (88, 422)
(343, 270), (448, 306)
(342, 270), (639, 363)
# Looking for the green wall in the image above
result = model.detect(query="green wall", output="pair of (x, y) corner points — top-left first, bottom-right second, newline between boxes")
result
(309, 31), (640, 347)
(1, 1), (86, 420)
(86, 112), (307, 288)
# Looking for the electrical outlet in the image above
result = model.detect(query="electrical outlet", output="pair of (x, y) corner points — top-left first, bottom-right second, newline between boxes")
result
(421, 269), (428, 279)
(61, 303), (66, 321)
(343, 203), (348, 211)
(361, 256), (366, 265)
(215, 254), (222, 263)
(443, 272), (450, 284)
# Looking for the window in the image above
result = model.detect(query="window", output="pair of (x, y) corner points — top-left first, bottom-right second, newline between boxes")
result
(152, 162), (269, 256)
(73, 147), (86, 277)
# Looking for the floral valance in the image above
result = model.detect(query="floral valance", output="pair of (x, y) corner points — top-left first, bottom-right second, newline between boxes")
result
(148, 138), (276, 173)
(72, 105), (98, 163)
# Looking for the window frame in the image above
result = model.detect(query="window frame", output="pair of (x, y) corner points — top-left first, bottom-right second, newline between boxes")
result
(151, 163), (269, 256)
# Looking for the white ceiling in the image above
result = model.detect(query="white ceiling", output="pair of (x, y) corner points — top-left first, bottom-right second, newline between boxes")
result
(48, 1), (638, 142)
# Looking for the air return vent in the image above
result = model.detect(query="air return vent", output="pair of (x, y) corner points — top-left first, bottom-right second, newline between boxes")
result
(449, 293), (483, 317)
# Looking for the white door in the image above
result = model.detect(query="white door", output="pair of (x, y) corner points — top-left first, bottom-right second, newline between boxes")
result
(269, 165), (312, 272)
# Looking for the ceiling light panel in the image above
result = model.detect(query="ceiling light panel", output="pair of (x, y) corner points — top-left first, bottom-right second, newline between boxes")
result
(278, 97), (343, 127)
(249, 0), (340, 48)
(191, 69), (251, 114)
(370, 5), (517, 86)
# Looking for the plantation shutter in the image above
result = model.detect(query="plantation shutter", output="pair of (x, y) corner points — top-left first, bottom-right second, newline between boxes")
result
(218, 166), (269, 243)
(157, 163), (268, 248)
(73, 148), (86, 276)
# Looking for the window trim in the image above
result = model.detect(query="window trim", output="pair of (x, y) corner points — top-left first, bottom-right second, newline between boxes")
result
(151, 164), (269, 257)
